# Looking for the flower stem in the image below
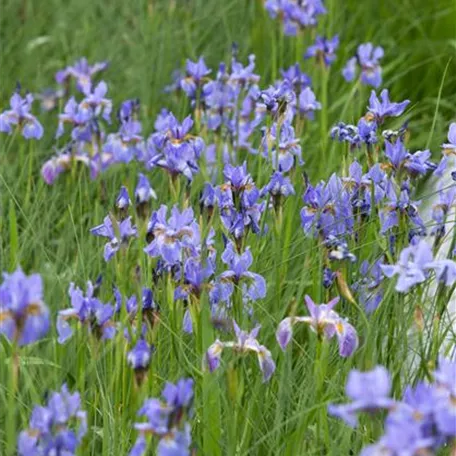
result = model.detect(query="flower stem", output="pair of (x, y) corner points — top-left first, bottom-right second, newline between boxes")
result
(7, 345), (19, 456)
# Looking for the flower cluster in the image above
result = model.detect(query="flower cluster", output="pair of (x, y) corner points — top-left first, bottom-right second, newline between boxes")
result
(144, 205), (199, 267)
(3, 6), (456, 455)
(130, 378), (194, 456)
(18, 385), (87, 455)
(103, 99), (144, 164)
(381, 239), (456, 292)
(329, 358), (456, 454)
(41, 80), (113, 183)
(215, 162), (266, 242)
(265, 0), (327, 35)
(147, 112), (204, 181)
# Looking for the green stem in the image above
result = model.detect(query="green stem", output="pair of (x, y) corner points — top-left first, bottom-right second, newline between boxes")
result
(315, 339), (330, 450)
(7, 346), (19, 456)
(25, 140), (34, 209)
(320, 64), (330, 154)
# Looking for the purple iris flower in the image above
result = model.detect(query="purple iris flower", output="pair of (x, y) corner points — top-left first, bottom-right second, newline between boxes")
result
(427, 359), (456, 439)
(41, 143), (100, 185)
(431, 184), (456, 240)
(380, 240), (432, 292)
(358, 43), (384, 87)
(383, 138), (407, 169)
(0, 268), (49, 346)
(328, 366), (395, 427)
(434, 356), (456, 396)
(0, 91), (44, 139)
(103, 118), (144, 164)
(128, 339), (154, 385)
(341, 57), (357, 83)
(305, 35), (339, 66)
(206, 320), (276, 382)
(331, 122), (364, 149)
(115, 186), (131, 214)
(433, 360), (456, 438)
(353, 260), (384, 313)
(342, 43), (384, 88)
(56, 57), (108, 92)
(281, 63), (312, 92)
(217, 186), (260, 240)
(263, 122), (302, 172)
(383, 138), (435, 176)
(381, 239), (456, 292)
(200, 182), (217, 212)
(56, 97), (93, 141)
(217, 242), (266, 302)
(223, 162), (251, 191)
(217, 163), (266, 239)
(18, 384), (87, 456)
(35, 87), (65, 112)
(57, 281), (116, 343)
(90, 215), (137, 261)
(56, 82), (112, 144)
(379, 186), (425, 235)
(180, 57), (211, 98)
(276, 295), (358, 357)
(118, 98), (140, 123)
(367, 89), (410, 123)
(130, 378), (194, 456)
(298, 87), (321, 120)
(321, 267), (336, 288)
(174, 257), (215, 301)
(340, 359), (456, 453)
(435, 122), (456, 176)
(343, 161), (381, 216)
(144, 205), (199, 266)
(361, 413), (435, 455)
(79, 81), (112, 123)
(147, 113), (203, 181)
(265, 0), (326, 36)
(357, 118), (378, 145)
(230, 54), (260, 86)
(259, 80), (296, 116)
(260, 171), (295, 201)
(300, 174), (354, 238)
(442, 122), (456, 153)
(324, 235), (357, 262)
(116, 288), (158, 329)
(202, 65), (238, 131)
(331, 117), (378, 149)
(135, 173), (157, 219)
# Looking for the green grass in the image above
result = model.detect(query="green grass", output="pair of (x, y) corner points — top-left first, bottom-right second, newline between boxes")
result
(0, 0), (456, 454)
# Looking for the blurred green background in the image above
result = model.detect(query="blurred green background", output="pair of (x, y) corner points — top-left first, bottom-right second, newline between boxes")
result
(1, 0), (455, 130)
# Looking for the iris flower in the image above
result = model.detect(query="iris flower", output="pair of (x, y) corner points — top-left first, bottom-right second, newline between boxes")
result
(206, 320), (276, 382)
(276, 296), (358, 357)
